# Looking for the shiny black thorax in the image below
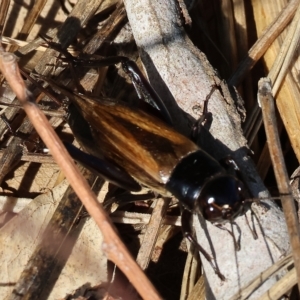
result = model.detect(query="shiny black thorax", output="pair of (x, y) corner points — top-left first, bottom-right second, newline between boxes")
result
(166, 151), (246, 223)
(166, 150), (224, 210)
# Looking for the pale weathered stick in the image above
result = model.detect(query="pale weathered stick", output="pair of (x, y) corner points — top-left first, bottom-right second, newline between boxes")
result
(123, 0), (290, 298)
(0, 47), (161, 300)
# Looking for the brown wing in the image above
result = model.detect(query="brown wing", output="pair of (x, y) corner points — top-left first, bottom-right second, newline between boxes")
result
(72, 94), (199, 194)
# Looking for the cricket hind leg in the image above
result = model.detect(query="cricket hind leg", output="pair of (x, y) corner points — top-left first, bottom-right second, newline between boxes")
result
(181, 209), (225, 281)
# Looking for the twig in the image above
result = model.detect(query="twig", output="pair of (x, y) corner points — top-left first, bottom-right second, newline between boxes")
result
(0, 0), (10, 35)
(136, 198), (171, 270)
(258, 77), (300, 292)
(180, 245), (200, 300)
(228, 0), (299, 87)
(268, 2), (300, 95)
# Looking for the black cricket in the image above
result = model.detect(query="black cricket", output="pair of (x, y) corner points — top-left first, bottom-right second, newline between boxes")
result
(46, 48), (249, 280)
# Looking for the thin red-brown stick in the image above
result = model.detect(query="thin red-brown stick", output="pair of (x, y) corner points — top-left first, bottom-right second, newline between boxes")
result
(0, 48), (161, 300)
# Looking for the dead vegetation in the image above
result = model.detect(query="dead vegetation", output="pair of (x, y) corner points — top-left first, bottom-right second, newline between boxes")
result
(0, 0), (300, 299)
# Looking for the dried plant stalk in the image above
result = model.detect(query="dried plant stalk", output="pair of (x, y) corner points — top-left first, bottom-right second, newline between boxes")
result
(253, 0), (300, 163)
(136, 198), (171, 270)
(0, 0), (10, 35)
(229, 0), (299, 87)
(258, 78), (300, 292)
(7, 0), (48, 53)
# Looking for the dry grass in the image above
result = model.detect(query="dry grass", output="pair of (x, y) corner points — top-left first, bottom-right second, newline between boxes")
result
(0, 0), (300, 299)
